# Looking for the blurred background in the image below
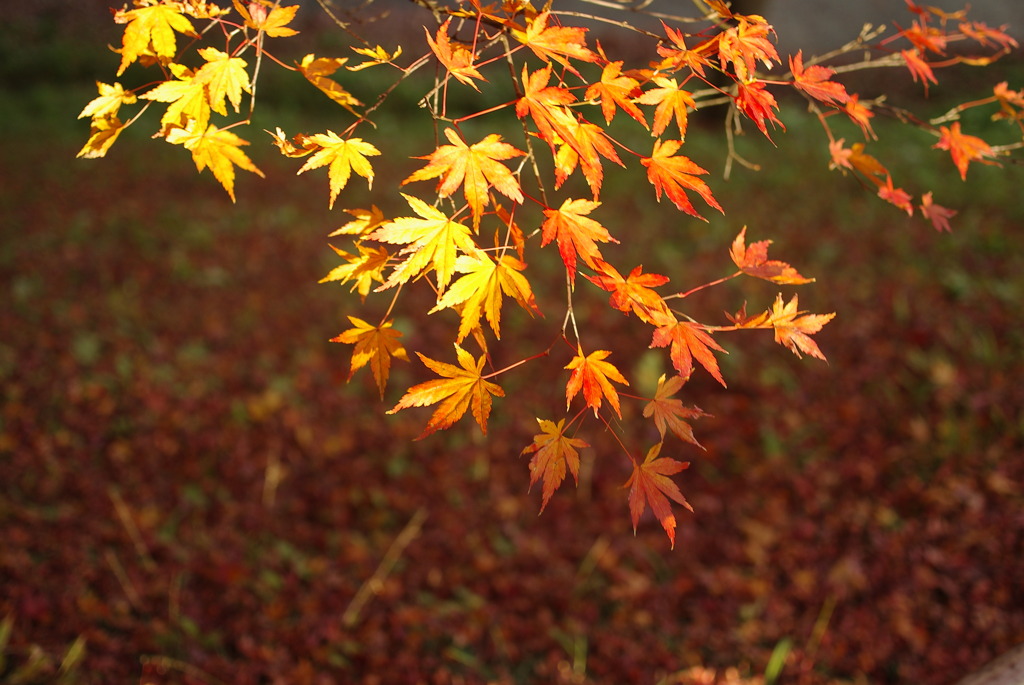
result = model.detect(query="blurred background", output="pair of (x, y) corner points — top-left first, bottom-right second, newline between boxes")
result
(2, 1), (1023, 683)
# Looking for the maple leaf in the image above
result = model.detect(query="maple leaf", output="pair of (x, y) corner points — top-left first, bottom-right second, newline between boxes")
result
(522, 418), (589, 513)
(625, 442), (692, 549)
(141, 64), (211, 132)
(166, 122), (264, 202)
(431, 250), (540, 341)
(297, 54), (363, 114)
(319, 243), (389, 300)
(959, 21), (1019, 50)
(193, 47), (250, 116)
(638, 76), (694, 139)
(231, 0), (299, 37)
(403, 128), (524, 229)
(730, 226), (813, 284)
(348, 44), (403, 71)
(268, 127), (318, 158)
(933, 122), (998, 181)
(585, 61), (646, 127)
(551, 112), (623, 198)
(79, 82), (137, 120)
(296, 131), (380, 209)
(789, 50), (850, 106)
(366, 194), (478, 292)
(642, 374), (706, 447)
(511, 11), (597, 75)
(650, 317), (728, 387)
(718, 15), (779, 82)
(734, 80), (783, 140)
(919, 191), (956, 233)
(843, 94), (876, 140)
(901, 49), (937, 93)
(656, 22), (713, 77)
(515, 65), (577, 151)
(564, 347), (629, 418)
(115, 3), (197, 75)
(77, 115), (127, 159)
(641, 139), (722, 221)
(584, 260), (670, 324)
(878, 176), (914, 216)
(331, 316), (408, 398)
(328, 205), (386, 237)
(426, 18), (486, 91)
(540, 198), (618, 285)
(768, 293), (835, 361)
(389, 344), (504, 438)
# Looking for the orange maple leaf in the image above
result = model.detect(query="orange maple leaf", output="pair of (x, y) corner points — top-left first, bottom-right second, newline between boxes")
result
(656, 23), (714, 77)
(403, 128), (524, 229)
(625, 443), (692, 549)
(919, 191), (956, 233)
(331, 317), (409, 398)
(319, 243), (389, 300)
(717, 15), (779, 82)
(641, 140), (722, 221)
(638, 76), (695, 139)
(511, 11), (597, 75)
(789, 50), (850, 106)
(565, 347), (629, 418)
(515, 65), (577, 151)
(540, 198), (618, 285)
(389, 344), (504, 438)
(585, 61), (646, 127)
(584, 260), (670, 324)
(730, 226), (813, 285)
(426, 18), (486, 91)
(734, 80), (783, 140)
(768, 293), (835, 361)
(933, 122), (999, 181)
(551, 113), (623, 198)
(901, 49), (937, 93)
(522, 418), (589, 513)
(650, 317), (727, 387)
(642, 374), (706, 447)
(843, 94), (876, 140)
(878, 175), (914, 215)
(959, 21), (1019, 50)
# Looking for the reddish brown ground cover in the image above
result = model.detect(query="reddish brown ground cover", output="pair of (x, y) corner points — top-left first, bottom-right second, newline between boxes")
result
(2, 108), (1023, 684)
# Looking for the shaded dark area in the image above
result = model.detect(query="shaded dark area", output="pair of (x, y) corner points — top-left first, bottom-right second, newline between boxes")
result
(3, 5), (1024, 684)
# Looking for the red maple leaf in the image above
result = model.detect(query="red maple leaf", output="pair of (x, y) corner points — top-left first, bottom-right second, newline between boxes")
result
(730, 226), (813, 284)
(919, 191), (957, 232)
(584, 259), (670, 324)
(734, 80), (784, 140)
(522, 418), (589, 512)
(564, 347), (629, 418)
(901, 49), (937, 93)
(789, 50), (850, 106)
(625, 443), (692, 549)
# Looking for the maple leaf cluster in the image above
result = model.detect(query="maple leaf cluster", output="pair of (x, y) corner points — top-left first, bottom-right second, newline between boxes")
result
(78, 0), (1021, 546)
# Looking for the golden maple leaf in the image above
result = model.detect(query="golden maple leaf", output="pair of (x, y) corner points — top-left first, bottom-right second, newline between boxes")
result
(389, 344), (504, 438)
(296, 132), (380, 209)
(565, 347), (629, 418)
(768, 293), (835, 361)
(166, 122), (265, 202)
(231, 0), (300, 37)
(193, 47), (250, 116)
(115, 3), (197, 75)
(78, 82), (137, 120)
(296, 54), (363, 115)
(77, 116), (127, 159)
(319, 243), (390, 300)
(331, 317), (408, 398)
(141, 63), (211, 132)
(522, 418), (589, 512)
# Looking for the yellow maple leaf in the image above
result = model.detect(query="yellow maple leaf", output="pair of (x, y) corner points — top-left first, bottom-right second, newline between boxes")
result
(115, 3), (197, 76)
(388, 344), (505, 439)
(141, 64), (210, 132)
(297, 54), (362, 115)
(348, 44), (403, 71)
(194, 47), (250, 116)
(331, 317), (408, 398)
(319, 243), (389, 300)
(231, 0), (300, 37)
(77, 115), (127, 159)
(430, 250), (540, 342)
(296, 131), (380, 209)
(365, 194), (478, 293)
(403, 128), (525, 229)
(328, 206), (386, 237)
(166, 122), (265, 202)
(79, 82), (137, 120)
